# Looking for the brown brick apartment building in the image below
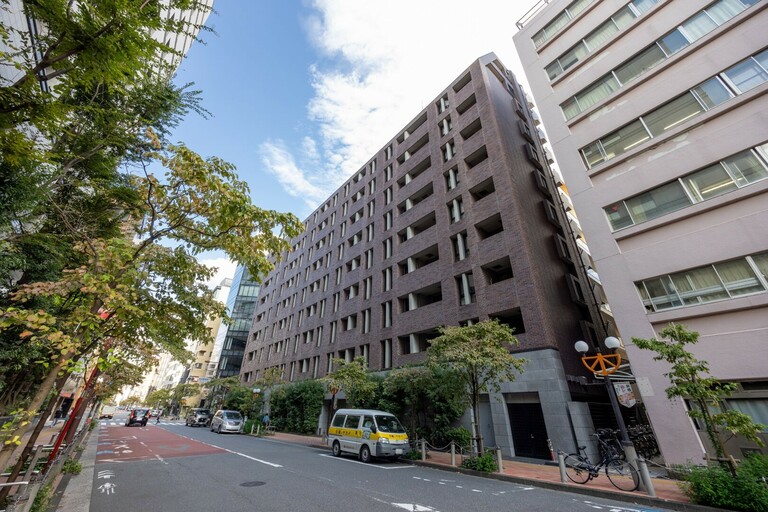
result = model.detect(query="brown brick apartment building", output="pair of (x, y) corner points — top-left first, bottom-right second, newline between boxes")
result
(240, 53), (617, 459)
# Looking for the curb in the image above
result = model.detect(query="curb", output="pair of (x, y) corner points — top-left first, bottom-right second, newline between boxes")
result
(411, 460), (722, 512)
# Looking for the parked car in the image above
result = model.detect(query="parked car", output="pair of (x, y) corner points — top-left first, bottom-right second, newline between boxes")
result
(209, 410), (243, 434)
(125, 408), (150, 427)
(185, 408), (211, 427)
(327, 408), (410, 462)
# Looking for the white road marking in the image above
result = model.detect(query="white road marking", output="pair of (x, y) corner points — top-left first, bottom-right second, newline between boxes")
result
(318, 454), (413, 469)
(224, 448), (282, 468)
(472, 489), (482, 493)
(154, 454), (168, 465)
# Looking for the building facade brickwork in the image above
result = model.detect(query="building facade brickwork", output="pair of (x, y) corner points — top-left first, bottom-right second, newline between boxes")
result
(240, 53), (610, 458)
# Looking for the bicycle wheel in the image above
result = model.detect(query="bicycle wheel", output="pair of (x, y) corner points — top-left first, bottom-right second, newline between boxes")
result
(563, 454), (591, 484)
(605, 459), (639, 491)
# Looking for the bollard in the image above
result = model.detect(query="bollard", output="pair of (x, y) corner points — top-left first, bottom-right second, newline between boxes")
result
(256, 425), (261, 436)
(250, 423), (255, 435)
(636, 456), (656, 497)
(558, 450), (567, 483)
(496, 447), (504, 474)
(421, 439), (426, 461)
(450, 441), (456, 467)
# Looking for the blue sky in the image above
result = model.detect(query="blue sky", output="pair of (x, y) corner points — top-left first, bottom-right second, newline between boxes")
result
(172, 1), (534, 285)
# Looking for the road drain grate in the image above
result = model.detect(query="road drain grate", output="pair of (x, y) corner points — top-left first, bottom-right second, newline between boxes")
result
(240, 481), (266, 487)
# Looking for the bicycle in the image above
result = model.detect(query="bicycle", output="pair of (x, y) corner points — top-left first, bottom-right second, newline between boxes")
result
(563, 432), (639, 492)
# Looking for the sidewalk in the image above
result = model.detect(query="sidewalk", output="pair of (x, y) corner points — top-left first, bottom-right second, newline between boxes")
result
(267, 432), (717, 512)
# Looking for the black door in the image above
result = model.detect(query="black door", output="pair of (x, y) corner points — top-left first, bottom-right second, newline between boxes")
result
(507, 403), (550, 460)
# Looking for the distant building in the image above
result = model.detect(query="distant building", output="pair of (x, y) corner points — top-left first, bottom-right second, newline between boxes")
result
(514, 0), (768, 463)
(215, 266), (260, 378)
(239, 54), (626, 459)
(184, 278), (232, 408)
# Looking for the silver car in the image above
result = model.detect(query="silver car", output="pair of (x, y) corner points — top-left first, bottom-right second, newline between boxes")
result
(209, 410), (243, 434)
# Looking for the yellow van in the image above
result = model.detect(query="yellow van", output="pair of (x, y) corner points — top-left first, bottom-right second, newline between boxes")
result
(328, 408), (410, 462)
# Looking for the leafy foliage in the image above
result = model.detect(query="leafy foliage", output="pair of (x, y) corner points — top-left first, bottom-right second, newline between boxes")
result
(269, 380), (324, 434)
(683, 455), (768, 511)
(61, 457), (82, 475)
(323, 357), (378, 408)
(461, 452), (498, 473)
(378, 366), (466, 445)
(427, 319), (526, 452)
(633, 323), (765, 465)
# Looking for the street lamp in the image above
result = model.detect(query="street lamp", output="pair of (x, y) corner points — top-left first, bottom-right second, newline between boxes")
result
(574, 337), (638, 464)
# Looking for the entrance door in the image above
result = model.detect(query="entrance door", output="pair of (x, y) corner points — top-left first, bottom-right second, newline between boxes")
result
(507, 403), (550, 460)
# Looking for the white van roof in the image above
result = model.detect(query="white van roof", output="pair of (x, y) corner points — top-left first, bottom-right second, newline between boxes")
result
(333, 408), (396, 416)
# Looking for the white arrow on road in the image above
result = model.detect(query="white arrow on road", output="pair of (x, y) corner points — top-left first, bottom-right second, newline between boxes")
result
(392, 504), (436, 511)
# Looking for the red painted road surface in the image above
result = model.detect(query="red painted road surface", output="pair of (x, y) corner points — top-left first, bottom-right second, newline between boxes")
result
(96, 425), (224, 464)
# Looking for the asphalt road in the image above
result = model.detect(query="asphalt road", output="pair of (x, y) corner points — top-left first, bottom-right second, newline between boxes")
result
(91, 414), (676, 512)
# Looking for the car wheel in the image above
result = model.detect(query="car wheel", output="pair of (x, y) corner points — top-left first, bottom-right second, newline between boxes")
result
(210, 424), (214, 432)
(332, 441), (341, 457)
(359, 445), (371, 463)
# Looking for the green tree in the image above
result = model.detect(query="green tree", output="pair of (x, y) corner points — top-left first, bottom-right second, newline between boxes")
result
(123, 395), (142, 407)
(427, 319), (526, 453)
(145, 389), (173, 411)
(323, 357), (377, 409)
(269, 380), (324, 434)
(0, 134), (303, 469)
(380, 366), (466, 444)
(633, 323), (765, 473)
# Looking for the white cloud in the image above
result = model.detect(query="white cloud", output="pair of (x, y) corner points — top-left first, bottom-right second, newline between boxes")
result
(259, 139), (333, 208)
(197, 255), (238, 291)
(261, 0), (532, 210)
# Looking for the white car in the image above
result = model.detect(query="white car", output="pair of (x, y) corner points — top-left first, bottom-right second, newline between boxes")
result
(209, 410), (243, 434)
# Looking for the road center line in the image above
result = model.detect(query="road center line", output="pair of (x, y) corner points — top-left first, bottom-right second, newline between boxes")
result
(223, 448), (283, 467)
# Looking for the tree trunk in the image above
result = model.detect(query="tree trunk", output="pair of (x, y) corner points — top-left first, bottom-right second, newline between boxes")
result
(472, 389), (484, 455)
(0, 375), (66, 503)
(0, 352), (74, 471)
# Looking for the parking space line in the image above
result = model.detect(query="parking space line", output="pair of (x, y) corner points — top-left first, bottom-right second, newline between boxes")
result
(318, 454), (413, 469)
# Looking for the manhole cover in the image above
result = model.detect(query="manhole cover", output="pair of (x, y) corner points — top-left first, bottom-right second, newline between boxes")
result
(240, 481), (266, 487)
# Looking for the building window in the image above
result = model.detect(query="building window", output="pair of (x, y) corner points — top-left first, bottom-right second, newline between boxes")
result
(442, 140), (456, 162)
(382, 267), (392, 291)
(382, 301), (392, 328)
(445, 167), (460, 191)
(383, 237), (393, 258)
(384, 186), (393, 205)
(455, 272), (476, 305)
(384, 210), (393, 230)
(578, 49), (768, 169)
(451, 231), (469, 261)
(362, 309), (371, 333)
(545, 0), (659, 81)
(532, 0), (596, 49)
(440, 116), (453, 136)
(604, 143), (768, 231)
(380, 339), (392, 369)
(437, 94), (449, 113)
(448, 198), (465, 224)
(636, 251), (768, 312)
(562, 0), (761, 120)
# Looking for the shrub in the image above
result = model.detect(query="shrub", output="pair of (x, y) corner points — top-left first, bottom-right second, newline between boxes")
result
(269, 380), (324, 434)
(243, 419), (257, 434)
(62, 457), (82, 475)
(433, 427), (472, 450)
(29, 484), (52, 512)
(683, 455), (768, 512)
(402, 447), (422, 460)
(461, 452), (497, 473)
